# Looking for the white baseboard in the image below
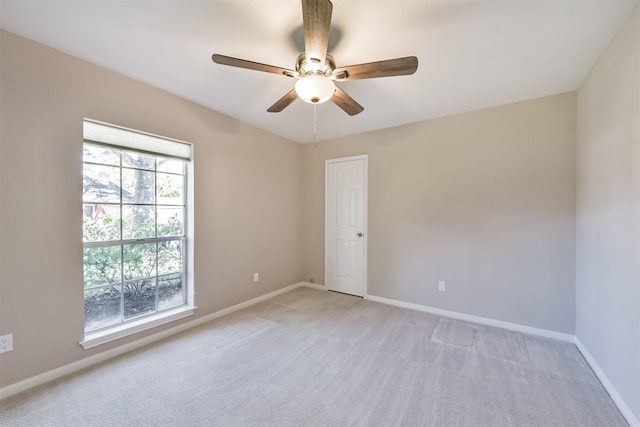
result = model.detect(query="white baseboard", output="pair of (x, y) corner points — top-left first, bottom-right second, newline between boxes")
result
(0, 281), (308, 401)
(300, 282), (326, 291)
(574, 338), (640, 427)
(365, 294), (575, 342)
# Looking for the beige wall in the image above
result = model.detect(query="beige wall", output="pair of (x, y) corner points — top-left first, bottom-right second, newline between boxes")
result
(303, 93), (577, 333)
(576, 5), (640, 422)
(0, 30), (304, 388)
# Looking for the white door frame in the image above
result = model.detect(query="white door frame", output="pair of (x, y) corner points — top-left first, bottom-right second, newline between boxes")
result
(325, 154), (368, 297)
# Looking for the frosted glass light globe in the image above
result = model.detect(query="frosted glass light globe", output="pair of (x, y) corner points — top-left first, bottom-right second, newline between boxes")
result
(295, 74), (335, 104)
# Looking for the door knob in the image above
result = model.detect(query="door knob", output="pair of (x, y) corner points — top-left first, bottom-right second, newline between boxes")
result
(357, 232), (363, 237)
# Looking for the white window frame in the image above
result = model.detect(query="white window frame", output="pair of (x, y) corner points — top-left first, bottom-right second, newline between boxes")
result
(80, 119), (196, 349)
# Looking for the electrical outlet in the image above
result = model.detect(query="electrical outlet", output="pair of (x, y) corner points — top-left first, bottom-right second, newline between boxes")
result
(438, 281), (446, 292)
(253, 272), (259, 283)
(0, 334), (13, 353)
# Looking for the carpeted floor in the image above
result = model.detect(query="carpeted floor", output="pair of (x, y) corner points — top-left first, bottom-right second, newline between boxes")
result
(0, 287), (628, 426)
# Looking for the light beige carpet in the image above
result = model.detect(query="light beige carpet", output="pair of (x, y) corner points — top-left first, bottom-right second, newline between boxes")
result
(0, 287), (628, 426)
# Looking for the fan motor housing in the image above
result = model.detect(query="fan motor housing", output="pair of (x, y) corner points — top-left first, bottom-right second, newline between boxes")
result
(296, 53), (336, 77)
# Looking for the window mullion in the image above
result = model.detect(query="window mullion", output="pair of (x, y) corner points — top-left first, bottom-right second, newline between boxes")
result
(120, 245), (125, 324)
(119, 156), (125, 324)
(154, 163), (159, 313)
(181, 160), (187, 306)
(155, 242), (159, 313)
(83, 236), (183, 249)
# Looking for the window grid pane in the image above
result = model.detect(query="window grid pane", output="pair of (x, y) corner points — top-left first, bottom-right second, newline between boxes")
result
(83, 141), (187, 333)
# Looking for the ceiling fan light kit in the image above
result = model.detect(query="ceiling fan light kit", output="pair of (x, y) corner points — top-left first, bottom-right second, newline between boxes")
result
(294, 52), (336, 104)
(295, 74), (335, 104)
(212, 0), (418, 115)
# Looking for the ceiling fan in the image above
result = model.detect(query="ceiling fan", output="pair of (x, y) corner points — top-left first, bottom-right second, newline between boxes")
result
(212, 0), (418, 116)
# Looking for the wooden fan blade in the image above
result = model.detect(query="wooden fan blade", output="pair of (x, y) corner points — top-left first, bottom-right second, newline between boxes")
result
(212, 54), (298, 78)
(267, 89), (299, 113)
(331, 86), (364, 116)
(333, 56), (418, 81)
(302, 0), (333, 66)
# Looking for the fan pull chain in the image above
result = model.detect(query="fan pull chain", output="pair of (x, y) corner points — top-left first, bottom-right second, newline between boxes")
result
(313, 104), (318, 147)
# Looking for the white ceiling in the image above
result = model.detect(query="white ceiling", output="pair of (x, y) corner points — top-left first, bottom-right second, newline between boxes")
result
(1, 0), (637, 143)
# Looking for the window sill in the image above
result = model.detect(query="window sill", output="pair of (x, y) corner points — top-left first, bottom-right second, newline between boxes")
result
(80, 305), (197, 350)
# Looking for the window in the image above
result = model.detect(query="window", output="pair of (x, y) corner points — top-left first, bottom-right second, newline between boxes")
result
(81, 119), (193, 347)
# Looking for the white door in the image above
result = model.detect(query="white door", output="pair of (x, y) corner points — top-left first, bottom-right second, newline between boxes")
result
(325, 156), (367, 297)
